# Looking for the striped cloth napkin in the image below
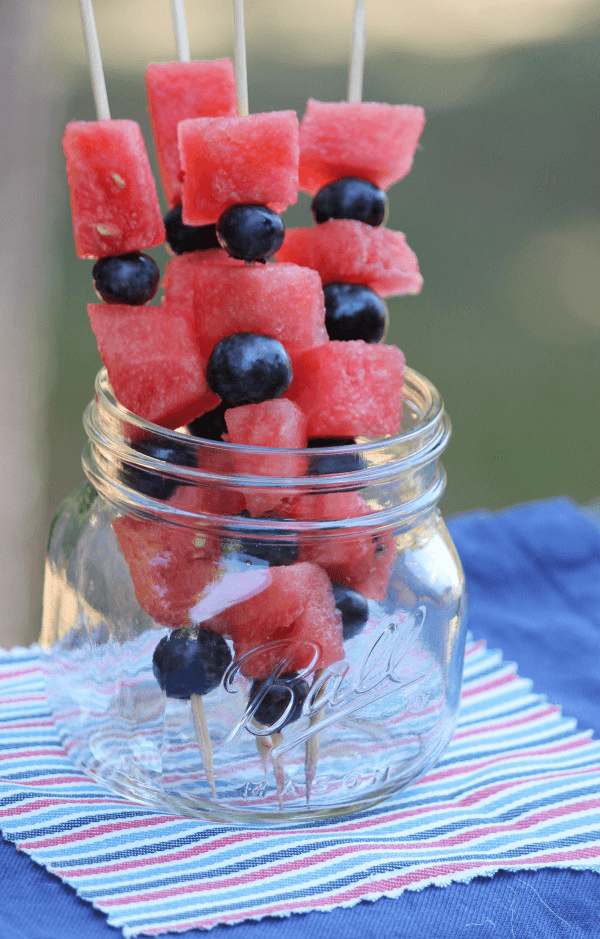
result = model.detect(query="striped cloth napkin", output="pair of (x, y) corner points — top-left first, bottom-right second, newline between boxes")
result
(1, 631), (599, 937)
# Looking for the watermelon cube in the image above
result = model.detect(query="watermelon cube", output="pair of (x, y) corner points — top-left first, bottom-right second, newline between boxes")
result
(113, 486), (225, 627)
(277, 220), (422, 298)
(287, 340), (405, 438)
(192, 262), (327, 355)
(299, 500), (395, 599)
(225, 399), (308, 452)
(224, 399), (309, 515)
(162, 251), (245, 331)
(174, 475), (246, 520)
(351, 529), (396, 601)
(212, 563), (343, 679)
(114, 518), (222, 627)
(317, 529), (395, 602)
(299, 100), (425, 195)
(290, 491), (396, 601)
(146, 59), (237, 208)
(216, 565), (306, 642)
(88, 303), (219, 428)
(63, 120), (165, 259)
(179, 111), (299, 226)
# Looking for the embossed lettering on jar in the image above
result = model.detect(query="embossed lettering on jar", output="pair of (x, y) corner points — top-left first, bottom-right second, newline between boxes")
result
(40, 367), (467, 826)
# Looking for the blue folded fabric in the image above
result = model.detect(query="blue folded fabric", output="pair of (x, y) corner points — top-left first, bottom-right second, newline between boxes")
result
(1, 497), (599, 939)
(449, 498), (600, 737)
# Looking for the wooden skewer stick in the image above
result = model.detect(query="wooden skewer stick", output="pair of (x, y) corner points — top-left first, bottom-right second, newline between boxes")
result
(171, 0), (191, 62)
(347, 0), (367, 104)
(305, 675), (326, 804)
(305, 715), (322, 805)
(232, 0), (249, 117)
(254, 727), (272, 777)
(191, 693), (217, 797)
(270, 731), (285, 809)
(79, 0), (110, 120)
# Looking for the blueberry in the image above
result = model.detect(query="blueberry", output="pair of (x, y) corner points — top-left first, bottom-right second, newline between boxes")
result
(216, 204), (285, 263)
(307, 437), (365, 476)
(152, 627), (232, 699)
(233, 510), (299, 566)
(312, 178), (387, 227)
(308, 436), (356, 447)
(92, 252), (160, 305)
(207, 333), (292, 406)
(323, 283), (388, 343)
(332, 583), (369, 640)
(249, 672), (309, 727)
(122, 438), (197, 500)
(187, 402), (228, 442)
(163, 204), (220, 254)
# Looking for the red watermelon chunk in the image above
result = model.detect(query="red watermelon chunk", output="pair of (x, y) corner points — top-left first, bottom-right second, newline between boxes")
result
(88, 303), (219, 429)
(63, 120), (165, 259)
(215, 565), (306, 643)
(287, 340), (405, 438)
(113, 490), (224, 627)
(225, 399), (308, 452)
(162, 251), (245, 331)
(290, 491), (394, 599)
(179, 111), (299, 226)
(213, 563), (343, 679)
(172, 477), (246, 521)
(277, 220), (422, 298)
(299, 100), (425, 195)
(192, 262), (327, 355)
(224, 399), (309, 516)
(146, 59), (237, 208)
(351, 529), (396, 601)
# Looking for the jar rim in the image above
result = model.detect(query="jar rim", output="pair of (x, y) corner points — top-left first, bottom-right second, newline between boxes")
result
(92, 363), (445, 445)
(82, 366), (451, 525)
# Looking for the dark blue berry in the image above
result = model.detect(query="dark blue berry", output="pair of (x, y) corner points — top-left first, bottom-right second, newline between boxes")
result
(312, 178), (387, 227)
(307, 437), (365, 476)
(122, 438), (197, 500)
(332, 583), (369, 640)
(152, 627), (232, 699)
(233, 510), (299, 566)
(216, 204), (284, 263)
(92, 252), (160, 305)
(324, 283), (388, 343)
(207, 333), (292, 406)
(187, 402), (228, 442)
(164, 204), (220, 254)
(249, 672), (309, 727)
(308, 436), (356, 447)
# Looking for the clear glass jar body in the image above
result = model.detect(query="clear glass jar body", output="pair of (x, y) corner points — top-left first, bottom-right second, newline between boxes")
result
(41, 368), (467, 825)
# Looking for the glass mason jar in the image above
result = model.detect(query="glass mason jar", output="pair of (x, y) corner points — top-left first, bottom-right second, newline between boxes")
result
(40, 367), (467, 826)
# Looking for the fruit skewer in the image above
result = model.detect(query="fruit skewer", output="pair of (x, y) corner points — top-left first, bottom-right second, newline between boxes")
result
(249, 673), (310, 808)
(74, 0), (224, 797)
(303, 0), (369, 800)
(229, 0), (291, 799)
(153, 628), (232, 798)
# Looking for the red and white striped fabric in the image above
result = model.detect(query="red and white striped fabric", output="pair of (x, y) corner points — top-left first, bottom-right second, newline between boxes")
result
(1, 638), (599, 936)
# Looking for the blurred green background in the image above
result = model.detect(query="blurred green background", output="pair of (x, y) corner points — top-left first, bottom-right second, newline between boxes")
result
(3, 0), (600, 644)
